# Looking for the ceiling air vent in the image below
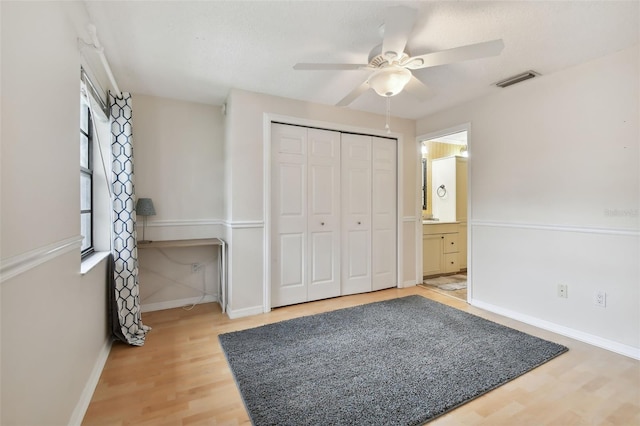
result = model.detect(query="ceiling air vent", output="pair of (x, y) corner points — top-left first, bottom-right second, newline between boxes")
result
(495, 70), (540, 88)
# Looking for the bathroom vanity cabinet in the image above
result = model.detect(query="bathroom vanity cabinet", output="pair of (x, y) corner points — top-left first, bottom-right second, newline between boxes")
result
(422, 222), (463, 277)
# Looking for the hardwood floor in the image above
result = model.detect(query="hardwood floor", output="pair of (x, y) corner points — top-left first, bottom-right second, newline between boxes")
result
(82, 286), (640, 425)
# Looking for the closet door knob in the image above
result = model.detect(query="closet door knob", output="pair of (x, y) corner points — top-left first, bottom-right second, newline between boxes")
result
(357, 221), (361, 225)
(321, 222), (325, 226)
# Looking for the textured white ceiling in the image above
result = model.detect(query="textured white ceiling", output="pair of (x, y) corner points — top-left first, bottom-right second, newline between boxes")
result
(84, 1), (639, 119)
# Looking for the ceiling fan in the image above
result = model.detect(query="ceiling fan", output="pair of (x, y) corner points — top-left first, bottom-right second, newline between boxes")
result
(293, 6), (505, 107)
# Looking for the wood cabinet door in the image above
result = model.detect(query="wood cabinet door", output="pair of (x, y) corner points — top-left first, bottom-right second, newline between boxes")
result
(423, 234), (444, 277)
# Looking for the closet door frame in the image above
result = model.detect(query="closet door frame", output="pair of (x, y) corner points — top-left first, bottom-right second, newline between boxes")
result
(263, 114), (405, 313)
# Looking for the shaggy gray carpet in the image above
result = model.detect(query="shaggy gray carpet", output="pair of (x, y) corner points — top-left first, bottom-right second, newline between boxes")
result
(219, 295), (567, 425)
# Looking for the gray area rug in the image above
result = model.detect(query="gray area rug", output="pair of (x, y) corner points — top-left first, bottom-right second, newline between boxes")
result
(219, 295), (567, 425)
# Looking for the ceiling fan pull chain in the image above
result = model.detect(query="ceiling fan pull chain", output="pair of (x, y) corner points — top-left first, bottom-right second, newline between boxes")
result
(385, 96), (391, 134)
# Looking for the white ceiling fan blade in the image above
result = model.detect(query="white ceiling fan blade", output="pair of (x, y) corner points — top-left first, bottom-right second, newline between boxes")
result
(336, 80), (370, 107)
(381, 6), (417, 61)
(293, 63), (368, 70)
(404, 75), (433, 101)
(403, 39), (505, 70)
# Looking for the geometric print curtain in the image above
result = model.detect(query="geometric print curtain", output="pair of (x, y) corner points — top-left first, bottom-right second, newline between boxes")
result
(108, 92), (150, 346)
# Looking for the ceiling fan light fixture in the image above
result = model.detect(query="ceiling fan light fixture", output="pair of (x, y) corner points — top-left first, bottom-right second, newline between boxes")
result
(368, 66), (411, 97)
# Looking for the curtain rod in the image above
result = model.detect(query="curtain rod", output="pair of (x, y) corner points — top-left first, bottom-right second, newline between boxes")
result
(86, 24), (123, 99)
(81, 67), (109, 116)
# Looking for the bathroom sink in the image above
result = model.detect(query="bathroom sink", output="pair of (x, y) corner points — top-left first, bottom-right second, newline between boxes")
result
(423, 218), (460, 224)
(422, 218), (440, 224)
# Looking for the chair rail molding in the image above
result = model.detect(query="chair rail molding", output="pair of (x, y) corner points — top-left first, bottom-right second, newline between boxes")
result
(223, 220), (265, 229)
(0, 235), (83, 283)
(145, 219), (224, 227)
(471, 220), (639, 237)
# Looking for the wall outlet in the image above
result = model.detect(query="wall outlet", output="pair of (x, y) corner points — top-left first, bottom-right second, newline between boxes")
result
(594, 290), (606, 308)
(557, 284), (568, 298)
(191, 263), (201, 273)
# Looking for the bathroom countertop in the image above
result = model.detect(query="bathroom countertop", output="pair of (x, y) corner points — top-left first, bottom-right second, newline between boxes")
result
(422, 220), (460, 225)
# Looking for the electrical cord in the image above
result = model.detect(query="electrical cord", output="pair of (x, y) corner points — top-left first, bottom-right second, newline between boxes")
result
(156, 248), (196, 266)
(138, 264), (217, 308)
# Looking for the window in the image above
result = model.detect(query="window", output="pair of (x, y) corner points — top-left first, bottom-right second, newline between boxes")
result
(80, 97), (94, 257)
(79, 69), (111, 271)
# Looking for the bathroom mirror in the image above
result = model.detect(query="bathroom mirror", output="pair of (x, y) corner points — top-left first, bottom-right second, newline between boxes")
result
(422, 158), (427, 210)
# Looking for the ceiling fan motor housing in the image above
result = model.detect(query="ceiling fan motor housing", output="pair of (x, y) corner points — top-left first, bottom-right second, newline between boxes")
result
(367, 43), (410, 68)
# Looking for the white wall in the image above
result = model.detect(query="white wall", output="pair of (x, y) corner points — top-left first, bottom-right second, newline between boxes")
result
(416, 46), (640, 355)
(131, 95), (225, 310)
(132, 94), (225, 238)
(1, 2), (113, 424)
(137, 245), (219, 311)
(224, 89), (418, 317)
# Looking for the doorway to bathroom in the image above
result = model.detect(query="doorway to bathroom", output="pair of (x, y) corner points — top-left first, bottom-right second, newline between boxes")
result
(417, 127), (469, 302)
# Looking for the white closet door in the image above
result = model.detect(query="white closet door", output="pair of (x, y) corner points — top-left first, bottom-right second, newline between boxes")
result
(372, 137), (397, 290)
(341, 133), (372, 295)
(307, 128), (341, 301)
(271, 124), (308, 307)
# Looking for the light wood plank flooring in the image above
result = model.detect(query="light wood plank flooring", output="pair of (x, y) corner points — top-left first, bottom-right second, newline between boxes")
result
(82, 286), (640, 425)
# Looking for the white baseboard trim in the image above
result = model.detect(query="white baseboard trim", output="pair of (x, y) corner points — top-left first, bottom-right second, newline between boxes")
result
(141, 295), (218, 313)
(402, 279), (417, 288)
(145, 219), (223, 227)
(226, 305), (264, 319)
(68, 337), (113, 426)
(471, 299), (640, 360)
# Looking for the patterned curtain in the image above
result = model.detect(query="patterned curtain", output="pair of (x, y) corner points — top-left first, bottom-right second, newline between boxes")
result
(108, 92), (149, 346)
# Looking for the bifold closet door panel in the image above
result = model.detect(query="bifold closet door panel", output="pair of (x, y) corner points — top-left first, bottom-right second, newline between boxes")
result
(341, 133), (372, 296)
(272, 123), (397, 307)
(372, 137), (397, 291)
(271, 123), (308, 307)
(307, 128), (341, 302)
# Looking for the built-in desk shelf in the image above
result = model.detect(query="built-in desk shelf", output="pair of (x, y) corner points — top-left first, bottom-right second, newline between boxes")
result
(138, 238), (223, 249)
(138, 238), (227, 313)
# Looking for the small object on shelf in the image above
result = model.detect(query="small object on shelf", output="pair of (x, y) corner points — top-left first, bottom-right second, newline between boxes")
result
(136, 198), (156, 243)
